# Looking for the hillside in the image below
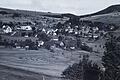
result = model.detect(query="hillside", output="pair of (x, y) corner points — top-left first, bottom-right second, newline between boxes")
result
(0, 7), (77, 19)
(0, 7), (71, 29)
(81, 12), (120, 26)
(80, 4), (120, 18)
(0, 7), (62, 17)
(80, 4), (120, 26)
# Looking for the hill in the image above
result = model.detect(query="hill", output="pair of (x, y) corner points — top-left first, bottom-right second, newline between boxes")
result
(0, 7), (72, 29)
(0, 7), (77, 18)
(80, 4), (120, 18)
(80, 4), (120, 26)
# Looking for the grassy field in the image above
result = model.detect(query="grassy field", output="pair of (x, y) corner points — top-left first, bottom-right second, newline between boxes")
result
(0, 65), (63, 80)
(0, 47), (102, 77)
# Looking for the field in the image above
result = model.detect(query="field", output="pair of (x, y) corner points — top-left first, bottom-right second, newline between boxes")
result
(0, 65), (62, 80)
(0, 47), (102, 78)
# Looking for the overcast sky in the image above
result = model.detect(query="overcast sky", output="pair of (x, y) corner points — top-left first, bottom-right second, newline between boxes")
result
(0, 0), (120, 15)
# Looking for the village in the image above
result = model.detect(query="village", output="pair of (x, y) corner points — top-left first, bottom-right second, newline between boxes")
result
(0, 16), (116, 53)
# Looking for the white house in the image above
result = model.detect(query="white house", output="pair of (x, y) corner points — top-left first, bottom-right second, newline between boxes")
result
(3, 25), (12, 33)
(38, 41), (44, 47)
(93, 27), (99, 32)
(93, 34), (99, 39)
(60, 42), (64, 47)
(68, 28), (74, 33)
(42, 28), (46, 32)
(18, 26), (32, 30)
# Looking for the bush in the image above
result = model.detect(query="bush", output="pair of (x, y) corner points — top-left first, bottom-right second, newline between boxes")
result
(24, 39), (38, 50)
(81, 45), (93, 52)
(37, 32), (51, 42)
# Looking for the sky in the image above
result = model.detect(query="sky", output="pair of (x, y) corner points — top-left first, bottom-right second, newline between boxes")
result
(0, 0), (120, 15)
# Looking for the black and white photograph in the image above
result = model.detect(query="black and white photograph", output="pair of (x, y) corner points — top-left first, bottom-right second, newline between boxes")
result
(0, 0), (120, 80)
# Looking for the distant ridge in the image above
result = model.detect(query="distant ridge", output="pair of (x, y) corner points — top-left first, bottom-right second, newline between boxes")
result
(0, 7), (78, 18)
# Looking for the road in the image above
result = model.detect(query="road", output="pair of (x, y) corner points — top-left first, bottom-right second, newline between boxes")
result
(0, 65), (62, 80)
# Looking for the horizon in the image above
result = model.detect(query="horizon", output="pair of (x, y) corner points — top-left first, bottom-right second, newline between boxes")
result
(0, 0), (120, 15)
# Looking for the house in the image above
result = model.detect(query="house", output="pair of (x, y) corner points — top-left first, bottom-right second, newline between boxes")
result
(74, 28), (79, 35)
(68, 28), (74, 33)
(17, 26), (32, 31)
(52, 36), (59, 41)
(46, 29), (54, 35)
(93, 34), (99, 39)
(53, 32), (57, 36)
(42, 28), (46, 32)
(38, 41), (44, 47)
(2, 25), (12, 33)
(75, 26), (79, 28)
(82, 26), (90, 34)
(55, 41), (65, 48)
(93, 27), (99, 32)
(70, 46), (75, 50)
(110, 26), (115, 30)
(60, 42), (65, 47)
(65, 28), (69, 32)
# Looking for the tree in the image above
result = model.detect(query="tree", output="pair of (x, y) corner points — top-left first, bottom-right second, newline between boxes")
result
(12, 13), (21, 18)
(76, 38), (82, 49)
(24, 39), (38, 50)
(0, 11), (8, 15)
(21, 32), (26, 37)
(0, 35), (1, 40)
(62, 55), (101, 80)
(37, 32), (51, 42)
(0, 21), (3, 28)
(102, 34), (120, 80)
(56, 22), (63, 29)
(58, 35), (63, 41)
(80, 44), (93, 52)
(3, 39), (9, 48)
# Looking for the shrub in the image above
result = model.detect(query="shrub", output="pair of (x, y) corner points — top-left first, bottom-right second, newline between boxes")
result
(81, 45), (93, 52)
